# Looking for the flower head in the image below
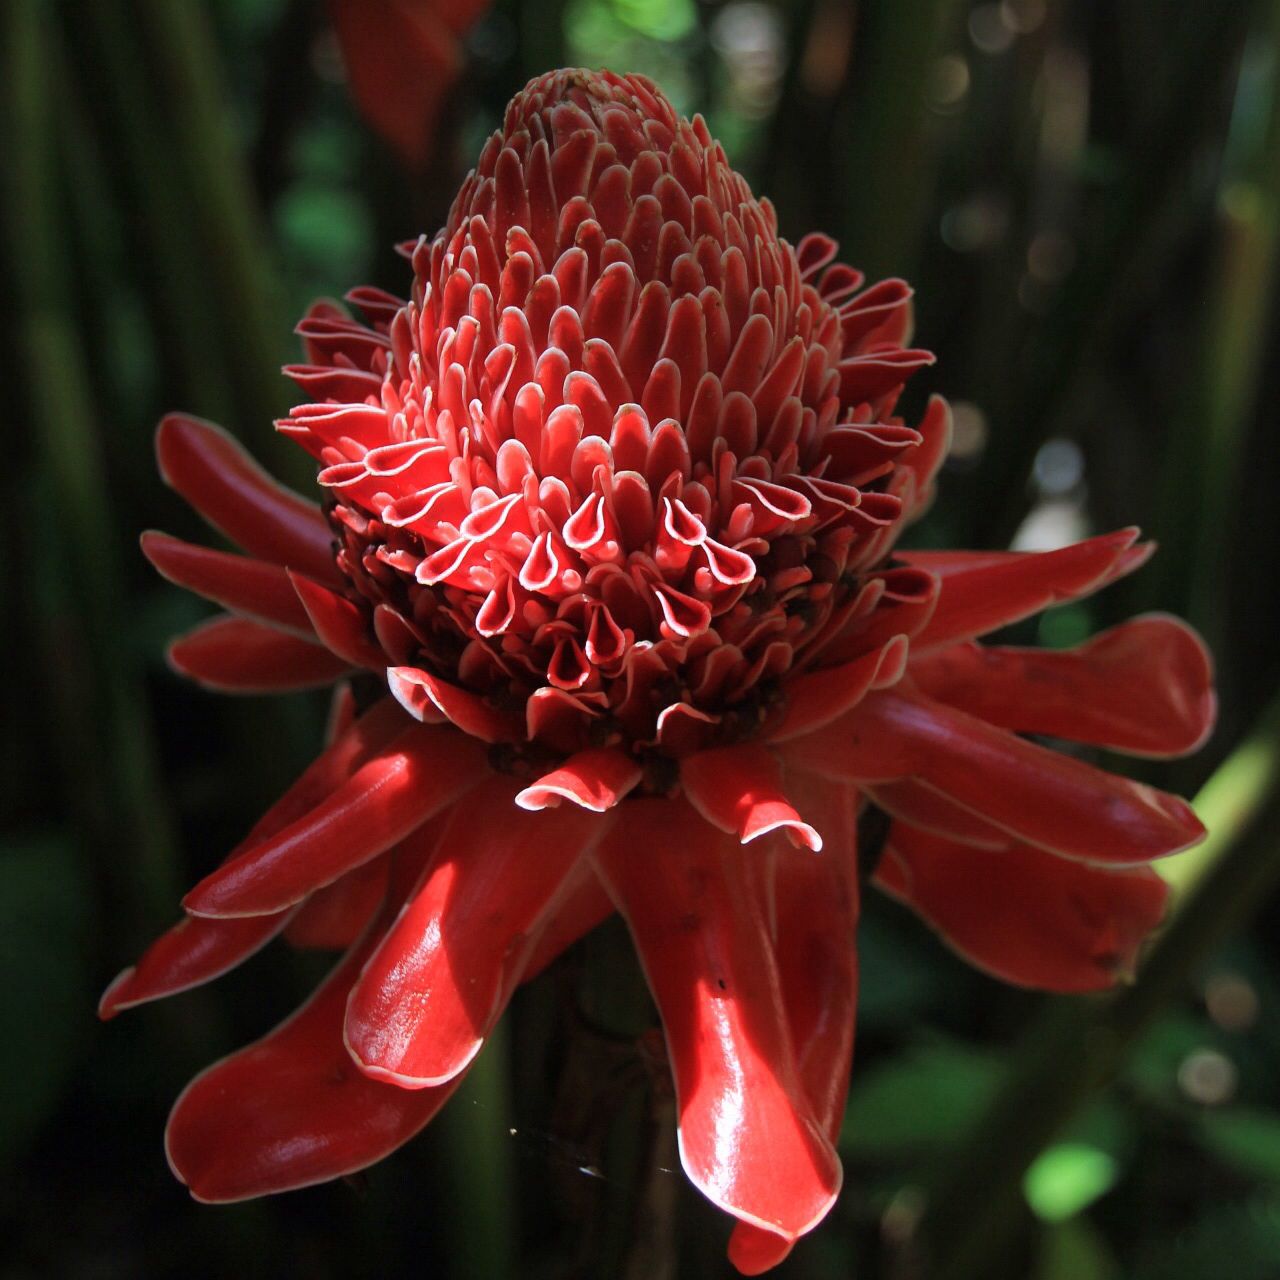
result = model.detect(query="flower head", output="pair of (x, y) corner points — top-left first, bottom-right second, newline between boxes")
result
(105, 69), (1215, 1272)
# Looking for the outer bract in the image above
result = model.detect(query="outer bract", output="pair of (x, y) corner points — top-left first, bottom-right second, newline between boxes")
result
(105, 70), (1215, 1271)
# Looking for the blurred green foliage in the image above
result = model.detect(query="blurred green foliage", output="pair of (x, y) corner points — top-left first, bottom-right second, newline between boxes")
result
(4, 0), (1280, 1277)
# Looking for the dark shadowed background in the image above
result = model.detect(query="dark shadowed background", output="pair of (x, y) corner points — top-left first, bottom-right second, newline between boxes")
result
(4, 0), (1280, 1276)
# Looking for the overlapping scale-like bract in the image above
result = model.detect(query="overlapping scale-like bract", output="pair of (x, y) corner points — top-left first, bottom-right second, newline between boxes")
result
(281, 69), (938, 755)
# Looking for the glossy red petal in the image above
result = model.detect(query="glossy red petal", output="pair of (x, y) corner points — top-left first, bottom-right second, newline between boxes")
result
(766, 635), (909, 742)
(289, 571), (387, 670)
(165, 928), (456, 1202)
(864, 778), (1010, 850)
(387, 665), (522, 741)
(345, 777), (607, 1087)
(594, 798), (842, 1241)
(784, 689), (1205, 865)
(876, 823), (1169, 991)
(515, 747), (643, 811)
(908, 614), (1216, 758)
(167, 615), (351, 693)
(727, 775), (860, 1273)
(905, 529), (1146, 651)
(682, 744), (823, 851)
(284, 856), (391, 950)
(141, 532), (314, 637)
(155, 414), (340, 585)
(183, 724), (483, 917)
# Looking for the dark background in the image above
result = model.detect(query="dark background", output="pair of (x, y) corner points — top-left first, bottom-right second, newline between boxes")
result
(5, 0), (1280, 1276)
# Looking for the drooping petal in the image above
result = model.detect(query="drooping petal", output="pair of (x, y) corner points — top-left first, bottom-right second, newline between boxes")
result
(522, 868), (615, 981)
(155, 414), (340, 585)
(765, 635), (909, 742)
(284, 856), (391, 949)
(183, 724), (483, 917)
(593, 797), (842, 1241)
(141, 532), (314, 637)
(727, 773), (862, 1274)
(682, 744), (823, 850)
(784, 688), (1205, 865)
(908, 615), (1216, 758)
(100, 702), (408, 1016)
(904, 529), (1147, 651)
(167, 615), (351, 693)
(165, 927), (457, 1202)
(345, 776), (609, 1087)
(876, 823), (1169, 991)
(515, 747), (643, 811)
(864, 778), (1010, 850)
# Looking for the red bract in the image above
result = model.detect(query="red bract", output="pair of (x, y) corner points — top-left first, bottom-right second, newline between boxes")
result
(104, 70), (1215, 1271)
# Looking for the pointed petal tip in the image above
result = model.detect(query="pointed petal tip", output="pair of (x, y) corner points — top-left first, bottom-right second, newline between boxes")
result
(96, 967), (137, 1021)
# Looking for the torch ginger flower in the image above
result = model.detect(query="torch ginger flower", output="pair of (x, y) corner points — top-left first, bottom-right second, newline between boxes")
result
(102, 69), (1215, 1272)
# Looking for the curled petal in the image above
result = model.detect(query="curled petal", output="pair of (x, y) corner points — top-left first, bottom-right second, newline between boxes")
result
(905, 529), (1147, 651)
(908, 615), (1216, 758)
(345, 778), (609, 1087)
(388, 666), (523, 741)
(183, 724), (483, 917)
(877, 823), (1169, 991)
(682, 744), (823, 850)
(168, 615), (351, 693)
(155, 414), (339, 585)
(784, 689), (1205, 865)
(141, 532), (314, 637)
(515, 747), (642, 811)
(594, 798), (842, 1240)
(165, 928), (456, 1202)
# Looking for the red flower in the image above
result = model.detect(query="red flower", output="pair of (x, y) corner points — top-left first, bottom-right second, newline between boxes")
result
(103, 70), (1214, 1271)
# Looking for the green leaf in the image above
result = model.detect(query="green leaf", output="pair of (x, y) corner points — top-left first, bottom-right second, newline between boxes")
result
(1035, 1218), (1122, 1280)
(0, 831), (91, 1158)
(1024, 1143), (1119, 1222)
(841, 1042), (1003, 1159)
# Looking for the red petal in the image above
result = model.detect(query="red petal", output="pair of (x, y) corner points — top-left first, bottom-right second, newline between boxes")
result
(908, 615), (1216, 758)
(141, 532), (314, 637)
(345, 777), (607, 1087)
(165, 928), (456, 1202)
(515, 747), (642, 811)
(766, 636), (909, 742)
(387, 665), (523, 741)
(155, 414), (339, 585)
(784, 688), (1205, 865)
(905, 529), (1146, 651)
(682, 744), (823, 851)
(594, 798), (841, 1240)
(522, 869), (615, 981)
(284, 856), (390, 950)
(168, 615), (351, 692)
(728, 775), (860, 1274)
(864, 778), (1009, 849)
(289, 571), (386, 670)
(876, 823), (1169, 991)
(183, 724), (483, 917)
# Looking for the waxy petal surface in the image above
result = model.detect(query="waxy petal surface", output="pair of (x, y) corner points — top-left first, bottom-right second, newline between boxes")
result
(515, 747), (643, 811)
(682, 744), (823, 850)
(165, 930), (456, 1202)
(346, 777), (608, 1087)
(908, 615), (1216, 758)
(168, 615), (350, 693)
(594, 798), (842, 1240)
(877, 824), (1169, 991)
(183, 724), (483, 917)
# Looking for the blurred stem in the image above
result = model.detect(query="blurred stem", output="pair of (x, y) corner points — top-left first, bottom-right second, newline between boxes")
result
(6, 0), (178, 926)
(834, 0), (965, 279)
(917, 699), (1280, 1280)
(79, 0), (236, 425)
(434, 1020), (516, 1278)
(133, 0), (295, 454)
(1148, 0), (1280, 643)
